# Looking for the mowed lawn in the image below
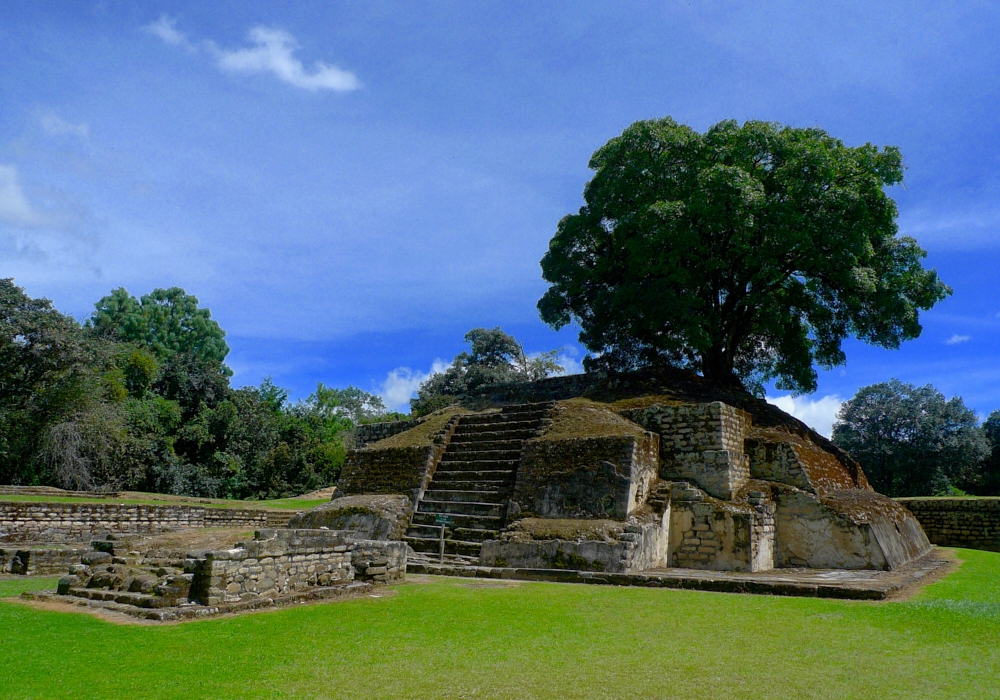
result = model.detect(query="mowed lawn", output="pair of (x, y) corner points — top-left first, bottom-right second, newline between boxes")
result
(2, 550), (999, 699)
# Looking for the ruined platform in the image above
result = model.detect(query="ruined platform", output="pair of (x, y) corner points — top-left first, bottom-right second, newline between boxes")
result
(21, 580), (375, 621)
(407, 548), (951, 600)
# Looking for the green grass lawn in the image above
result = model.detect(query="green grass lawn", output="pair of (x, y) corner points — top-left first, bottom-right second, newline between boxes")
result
(2, 549), (999, 699)
(0, 494), (327, 510)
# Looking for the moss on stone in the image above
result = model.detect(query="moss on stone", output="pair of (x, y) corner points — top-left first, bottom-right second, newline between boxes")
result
(370, 407), (475, 449)
(536, 398), (648, 441)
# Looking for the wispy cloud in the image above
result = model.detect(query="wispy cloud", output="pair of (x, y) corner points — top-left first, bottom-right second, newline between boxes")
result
(946, 334), (971, 345)
(211, 27), (361, 92)
(143, 16), (360, 92)
(766, 394), (843, 438)
(378, 359), (449, 412)
(143, 15), (196, 52)
(39, 113), (89, 138)
(0, 164), (47, 228)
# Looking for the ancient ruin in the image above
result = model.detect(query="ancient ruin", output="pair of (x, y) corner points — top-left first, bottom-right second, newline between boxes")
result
(335, 368), (932, 575)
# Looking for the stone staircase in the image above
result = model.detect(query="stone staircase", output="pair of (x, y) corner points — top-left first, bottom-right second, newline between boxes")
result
(404, 402), (553, 564)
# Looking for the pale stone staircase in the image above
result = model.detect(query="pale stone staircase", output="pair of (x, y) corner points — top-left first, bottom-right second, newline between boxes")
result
(404, 402), (553, 564)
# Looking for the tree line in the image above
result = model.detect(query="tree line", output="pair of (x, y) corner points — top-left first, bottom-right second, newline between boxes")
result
(0, 280), (401, 499)
(832, 380), (1000, 498)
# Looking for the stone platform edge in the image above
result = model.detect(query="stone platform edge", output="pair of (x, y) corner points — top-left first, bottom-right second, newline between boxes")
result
(407, 550), (950, 601)
(20, 580), (374, 622)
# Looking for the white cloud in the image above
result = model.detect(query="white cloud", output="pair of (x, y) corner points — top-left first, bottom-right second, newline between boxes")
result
(0, 165), (45, 228)
(143, 15), (195, 51)
(946, 334), (971, 345)
(766, 394), (843, 438)
(211, 26), (361, 92)
(378, 359), (449, 412)
(39, 113), (88, 138)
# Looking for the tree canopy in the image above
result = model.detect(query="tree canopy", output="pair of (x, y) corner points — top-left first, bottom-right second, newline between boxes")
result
(412, 327), (562, 415)
(538, 117), (950, 394)
(1, 281), (399, 498)
(831, 380), (990, 497)
(88, 287), (230, 368)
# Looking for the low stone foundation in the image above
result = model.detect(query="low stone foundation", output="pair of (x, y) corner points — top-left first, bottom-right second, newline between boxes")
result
(0, 501), (292, 543)
(189, 529), (406, 604)
(36, 529), (406, 621)
(896, 498), (1000, 552)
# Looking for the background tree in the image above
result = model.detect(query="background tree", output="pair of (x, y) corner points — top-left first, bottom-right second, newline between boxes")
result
(975, 411), (1000, 496)
(831, 380), (989, 497)
(538, 117), (950, 394)
(88, 287), (230, 369)
(412, 327), (563, 415)
(0, 279), (93, 486)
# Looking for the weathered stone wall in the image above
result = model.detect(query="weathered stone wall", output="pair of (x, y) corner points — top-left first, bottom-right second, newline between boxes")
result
(479, 514), (669, 573)
(338, 415), (460, 506)
(624, 402), (752, 500)
(351, 419), (421, 448)
(511, 433), (659, 520)
(188, 529), (406, 605)
(0, 501), (289, 543)
(896, 498), (1000, 552)
(287, 494), (412, 540)
(747, 428), (864, 495)
(667, 483), (772, 572)
(0, 545), (91, 575)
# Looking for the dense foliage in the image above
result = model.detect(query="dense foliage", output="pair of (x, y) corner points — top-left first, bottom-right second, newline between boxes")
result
(538, 117), (950, 395)
(0, 279), (395, 498)
(832, 380), (991, 497)
(411, 327), (562, 415)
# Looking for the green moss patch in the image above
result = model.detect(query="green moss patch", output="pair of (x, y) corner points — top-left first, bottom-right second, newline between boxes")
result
(371, 407), (475, 449)
(537, 398), (648, 441)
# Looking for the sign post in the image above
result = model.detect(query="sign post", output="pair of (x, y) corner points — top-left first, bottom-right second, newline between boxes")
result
(434, 514), (452, 564)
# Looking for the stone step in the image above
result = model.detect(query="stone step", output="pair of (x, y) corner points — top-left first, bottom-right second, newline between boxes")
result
(459, 411), (548, 426)
(411, 512), (504, 530)
(427, 477), (512, 492)
(423, 489), (505, 504)
(447, 440), (526, 454)
(67, 587), (176, 608)
(451, 426), (539, 441)
(418, 500), (504, 517)
(432, 467), (515, 480)
(440, 449), (521, 463)
(433, 460), (519, 473)
(404, 535), (483, 557)
(406, 524), (500, 542)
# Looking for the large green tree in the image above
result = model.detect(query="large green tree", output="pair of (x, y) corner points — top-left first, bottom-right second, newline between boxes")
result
(88, 287), (230, 368)
(832, 380), (989, 497)
(538, 118), (950, 394)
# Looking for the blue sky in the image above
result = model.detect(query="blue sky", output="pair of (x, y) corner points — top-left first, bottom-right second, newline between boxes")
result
(2, 2), (999, 435)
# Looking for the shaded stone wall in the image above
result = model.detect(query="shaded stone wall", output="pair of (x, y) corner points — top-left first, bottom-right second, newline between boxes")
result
(0, 501), (289, 543)
(896, 498), (1000, 552)
(187, 529), (406, 605)
(352, 419), (421, 448)
(624, 402), (752, 500)
(338, 415), (461, 506)
(479, 516), (669, 573)
(512, 433), (659, 520)
(0, 545), (91, 575)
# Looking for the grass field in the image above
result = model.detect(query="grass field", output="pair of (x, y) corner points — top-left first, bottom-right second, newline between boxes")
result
(2, 549), (999, 699)
(0, 494), (327, 510)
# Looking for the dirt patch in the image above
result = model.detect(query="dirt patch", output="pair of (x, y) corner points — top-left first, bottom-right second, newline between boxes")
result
(135, 528), (256, 555)
(885, 548), (961, 602)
